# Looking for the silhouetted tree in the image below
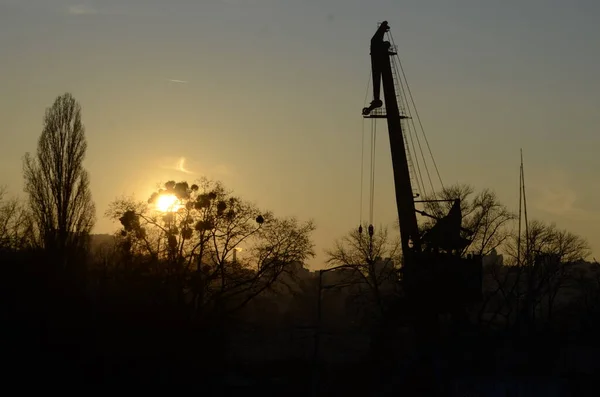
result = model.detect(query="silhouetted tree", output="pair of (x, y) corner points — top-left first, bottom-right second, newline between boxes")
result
(22, 93), (96, 263)
(506, 220), (591, 265)
(479, 220), (591, 333)
(326, 224), (403, 363)
(106, 178), (316, 318)
(421, 184), (515, 256)
(0, 186), (33, 251)
(509, 221), (590, 324)
(326, 225), (401, 313)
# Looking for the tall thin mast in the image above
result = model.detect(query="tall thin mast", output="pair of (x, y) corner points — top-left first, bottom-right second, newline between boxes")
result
(521, 149), (530, 262)
(517, 150), (523, 267)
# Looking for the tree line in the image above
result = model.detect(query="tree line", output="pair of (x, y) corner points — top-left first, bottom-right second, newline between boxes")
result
(1, 92), (599, 395)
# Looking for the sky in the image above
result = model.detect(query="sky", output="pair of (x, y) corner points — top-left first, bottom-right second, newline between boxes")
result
(1, 0), (599, 268)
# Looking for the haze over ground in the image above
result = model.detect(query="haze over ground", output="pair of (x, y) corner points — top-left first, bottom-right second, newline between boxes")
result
(1, 0), (598, 268)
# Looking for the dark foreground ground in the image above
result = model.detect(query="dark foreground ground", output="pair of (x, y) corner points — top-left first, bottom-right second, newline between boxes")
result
(2, 258), (599, 396)
(3, 309), (599, 397)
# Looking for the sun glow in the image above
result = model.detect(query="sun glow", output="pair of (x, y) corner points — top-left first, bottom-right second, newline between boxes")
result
(156, 194), (180, 212)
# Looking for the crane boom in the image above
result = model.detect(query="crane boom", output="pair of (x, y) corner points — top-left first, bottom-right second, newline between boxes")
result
(362, 21), (420, 260)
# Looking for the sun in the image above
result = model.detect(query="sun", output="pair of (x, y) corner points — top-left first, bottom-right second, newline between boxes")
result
(156, 194), (180, 212)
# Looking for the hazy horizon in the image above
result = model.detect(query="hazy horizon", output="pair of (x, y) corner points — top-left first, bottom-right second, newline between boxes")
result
(2, 0), (599, 267)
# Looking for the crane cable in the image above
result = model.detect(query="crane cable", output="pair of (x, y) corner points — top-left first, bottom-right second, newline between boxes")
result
(359, 117), (377, 232)
(359, 71), (372, 234)
(359, 117), (377, 241)
(392, 53), (431, 197)
(389, 46), (427, 198)
(388, 32), (435, 197)
(389, 30), (445, 194)
(369, 119), (377, 226)
(359, 118), (365, 232)
(359, 71), (377, 238)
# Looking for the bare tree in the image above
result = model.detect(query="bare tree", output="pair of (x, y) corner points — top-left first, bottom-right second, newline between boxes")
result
(22, 93), (96, 260)
(0, 186), (33, 251)
(507, 221), (590, 323)
(479, 220), (591, 332)
(326, 224), (402, 319)
(106, 178), (316, 317)
(326, 224), (404, 365)
(421, 184), (515, 256)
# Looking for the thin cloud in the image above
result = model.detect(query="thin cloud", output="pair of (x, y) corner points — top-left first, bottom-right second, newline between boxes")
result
(67, 4), (97, 15)
(175, 157), (194, 175)
(158, 157), (235, 179)
(160, 157), (195, 175)
(167, 79), (189, 84)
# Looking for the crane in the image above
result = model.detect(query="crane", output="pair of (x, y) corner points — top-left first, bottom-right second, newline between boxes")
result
(361, 21), (482, 313)
(362, 21), (421, 260)
(358, 21), (484, 393)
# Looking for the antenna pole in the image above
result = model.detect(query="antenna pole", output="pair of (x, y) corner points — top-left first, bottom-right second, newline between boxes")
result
(521, 149), (530, 262)
(517, 150), (523, 267)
